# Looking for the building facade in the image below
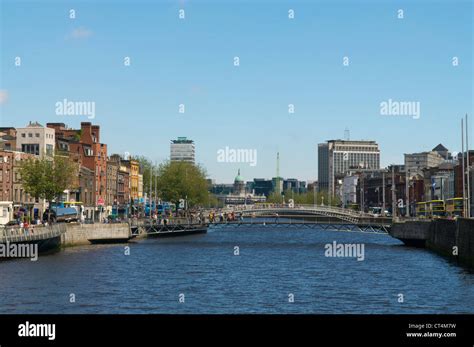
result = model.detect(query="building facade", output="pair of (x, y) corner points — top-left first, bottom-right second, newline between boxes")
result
(138, 174), (143, 199)
(342, 175), (359, 207)
(79, 166), (95, 219)
(16, 122), (55, 157)
(106, 158), (119, 209)
(47, 122), (108, 210)
(215, 170), (266, 205)
(251, 178), (274, 197)
(0, 127), (17, 151)
(170, 137), (195, 164)
(454, 151), (474, 217)
(0, 150), (14, 202)
(283, 179), (307, 194)
(404, 151), (444, 177)
(129, 159), (140, 200)
(11, 151), (41, 218)
(317, 143), (329, 192)
(118, 161), (131, 206)
(318, 140), (380, 195)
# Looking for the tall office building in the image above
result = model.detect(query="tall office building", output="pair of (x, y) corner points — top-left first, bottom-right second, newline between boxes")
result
(170, 137), (195, 164)
(318, 140), (380, 194)
(318, 143), (330, 192)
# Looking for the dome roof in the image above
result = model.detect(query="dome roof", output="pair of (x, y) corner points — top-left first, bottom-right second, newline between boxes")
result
(234, 169), (244, 182)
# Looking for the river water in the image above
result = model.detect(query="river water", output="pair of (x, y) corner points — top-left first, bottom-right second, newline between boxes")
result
(1, 224), (474, 314)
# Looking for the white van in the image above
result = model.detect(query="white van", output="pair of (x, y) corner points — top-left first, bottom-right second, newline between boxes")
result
(0, 201), (13, 225)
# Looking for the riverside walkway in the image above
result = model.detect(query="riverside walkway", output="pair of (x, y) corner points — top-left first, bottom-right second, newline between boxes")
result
(0, 224), (65, 243)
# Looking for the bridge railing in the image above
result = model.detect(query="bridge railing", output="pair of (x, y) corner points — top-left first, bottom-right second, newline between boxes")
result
(233, 204), (374, 218)
(296, 205), (376, 218)
(0, 224), (65, 243)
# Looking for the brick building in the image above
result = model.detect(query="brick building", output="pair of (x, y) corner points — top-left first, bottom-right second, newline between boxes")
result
(47, 122), (108, 213)
(106, 158), (119, 210)
(0, 150), (43, 220)
(0, 150), (14, 201)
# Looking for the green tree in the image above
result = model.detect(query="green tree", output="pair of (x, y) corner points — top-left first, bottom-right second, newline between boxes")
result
(20, 155), (78, 221)
(265, 189), (341, 206)
(155, 161), (209, 207)
(207, 193), (220, 208)
(266, 191), (284, 203)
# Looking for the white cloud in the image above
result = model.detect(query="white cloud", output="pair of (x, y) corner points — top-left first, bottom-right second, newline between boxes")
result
(0, 90), (8, 105)
(69, 27), (93, 39)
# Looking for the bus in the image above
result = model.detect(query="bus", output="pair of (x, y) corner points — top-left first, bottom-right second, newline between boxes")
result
(428, 200), (446, 218)
(416, 202), (428, 218)
(446, 198), (464, 218)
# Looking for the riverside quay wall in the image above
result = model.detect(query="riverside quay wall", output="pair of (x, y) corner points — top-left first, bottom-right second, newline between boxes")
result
(59, 223), (131, 247)
(390, 219), (474, 268)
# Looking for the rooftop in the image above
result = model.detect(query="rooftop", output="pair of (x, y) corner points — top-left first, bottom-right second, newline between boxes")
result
(24, 121), (44, 128)
(432, 143), (449, 152)
(171, 137), (194, 144)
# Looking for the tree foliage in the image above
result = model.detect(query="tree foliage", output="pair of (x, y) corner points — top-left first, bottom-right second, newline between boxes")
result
(266, 189), (341, 206)
(155, 161), (209, 207)
(20, 155), (78, 203)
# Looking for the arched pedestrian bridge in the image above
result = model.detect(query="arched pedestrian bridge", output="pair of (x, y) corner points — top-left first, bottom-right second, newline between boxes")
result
(212, 204), (392, 233)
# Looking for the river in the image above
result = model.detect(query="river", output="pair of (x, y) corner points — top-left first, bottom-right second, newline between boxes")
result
(1, 224), (474, 314)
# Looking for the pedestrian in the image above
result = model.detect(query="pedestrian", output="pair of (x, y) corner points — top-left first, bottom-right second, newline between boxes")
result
(24, 220), (29, 236)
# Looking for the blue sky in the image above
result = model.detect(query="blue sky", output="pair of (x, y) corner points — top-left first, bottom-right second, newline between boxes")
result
(1, 0), (472, 183)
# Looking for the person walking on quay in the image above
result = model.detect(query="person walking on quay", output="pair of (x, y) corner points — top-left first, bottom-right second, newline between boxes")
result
(23, 220), (29, 236)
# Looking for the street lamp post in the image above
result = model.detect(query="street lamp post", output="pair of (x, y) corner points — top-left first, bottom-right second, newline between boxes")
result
(382, 170), (386, 216)
(313, 184), (316, 208)
(391, 165), (396, 220)
(154, 161), (158, 215)
(466, 114), (471, 218)
(406, 170), (410, 218)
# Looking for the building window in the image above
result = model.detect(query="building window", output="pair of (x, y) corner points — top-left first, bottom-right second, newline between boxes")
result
(21, 144), (40, 156)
